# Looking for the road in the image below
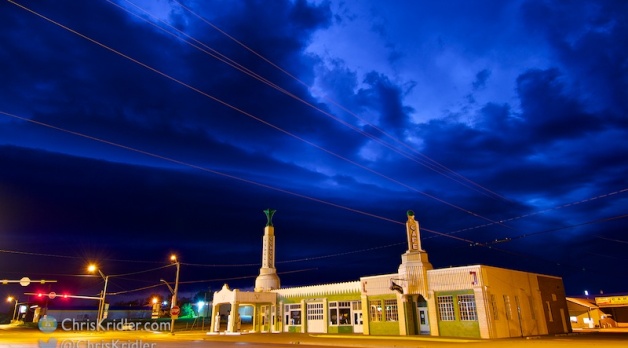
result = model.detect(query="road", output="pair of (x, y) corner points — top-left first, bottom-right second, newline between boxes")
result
(1, 326), (627, 348)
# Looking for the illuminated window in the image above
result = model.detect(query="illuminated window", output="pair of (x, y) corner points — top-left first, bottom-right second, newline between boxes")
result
(369, 300), (382, 322)
(458, 295), (477, 321)
(384, 299), (398, 321)
(285, 304), (301, 325)
(437, 296), (455, 321)
(329, 301), (351, 325)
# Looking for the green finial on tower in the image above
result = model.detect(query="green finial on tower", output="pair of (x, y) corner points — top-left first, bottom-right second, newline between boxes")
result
(407, 210), (415, 217)
(263, 209), (276, 227)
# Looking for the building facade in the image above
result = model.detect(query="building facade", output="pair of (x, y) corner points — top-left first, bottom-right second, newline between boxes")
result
(210, 210), (572, 338)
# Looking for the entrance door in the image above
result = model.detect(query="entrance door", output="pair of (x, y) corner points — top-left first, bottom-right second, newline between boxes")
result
(352, 301), (363, 333)
(418, 307), (429, 334)
(352, 310), (363, 333)
(306, 302), (324, 333)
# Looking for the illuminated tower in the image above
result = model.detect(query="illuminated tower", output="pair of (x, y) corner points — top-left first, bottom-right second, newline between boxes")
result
(397, 210), (432, 296)
(254, 209), (281, 292)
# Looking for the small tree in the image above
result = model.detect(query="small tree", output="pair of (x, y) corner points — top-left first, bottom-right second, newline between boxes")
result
(180, 303), (194, 318)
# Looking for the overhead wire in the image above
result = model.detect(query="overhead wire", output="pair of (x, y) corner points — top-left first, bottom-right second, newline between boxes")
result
(169, 0), (510, 203)
(111, 0), (512, 214)
(100, 0), (513, 230)
(110, 0), (628, 249)
(1, 2), (512, 232)
(4, 1), (625, 281)
(425, 187), (628, 240)
(112, 0), (493, 201)
(0, 108), (482, 248)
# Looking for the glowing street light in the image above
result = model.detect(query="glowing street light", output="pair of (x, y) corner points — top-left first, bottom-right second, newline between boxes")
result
(7, 296), (18, 322)
(87, 263), (109, 330)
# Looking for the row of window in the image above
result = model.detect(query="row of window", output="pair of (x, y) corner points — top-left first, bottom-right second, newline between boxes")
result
(489, 294), (537, 321)
(369, 299), (398, 322)
(437, 294), (478, 321)
(284, 301), (362, 326)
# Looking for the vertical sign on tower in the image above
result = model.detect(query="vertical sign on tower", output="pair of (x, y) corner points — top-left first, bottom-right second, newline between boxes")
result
(406, 210), (421, 252)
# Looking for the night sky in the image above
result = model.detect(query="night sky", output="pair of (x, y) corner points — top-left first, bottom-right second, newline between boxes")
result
(1, 0), (627, 308)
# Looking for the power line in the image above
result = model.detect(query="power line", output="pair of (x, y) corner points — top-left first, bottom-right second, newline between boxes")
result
(486, 213), (628, 244)
(425, 187), (628, 240)
(178, 268), (317, 285)
(7, 0), (513, 232)
(0, 109), (404, 228)
(595, 235), (628, 245)
(5, 1), (624, 274)
(167, 0), (510, 203)
(98, 0), (513, 229)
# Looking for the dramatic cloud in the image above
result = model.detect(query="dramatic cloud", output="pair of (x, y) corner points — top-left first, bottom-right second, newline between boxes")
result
(0, 0), (626, 302)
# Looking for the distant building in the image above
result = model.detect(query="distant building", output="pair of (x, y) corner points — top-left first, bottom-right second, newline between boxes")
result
(567, 295), (628, 329)
(210, 210), (572, 338)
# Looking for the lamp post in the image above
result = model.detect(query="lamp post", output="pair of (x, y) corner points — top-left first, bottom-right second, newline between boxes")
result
(6, 296), (18, 322)
(170, 255), (180, 335)
(88, 264), (109, 330)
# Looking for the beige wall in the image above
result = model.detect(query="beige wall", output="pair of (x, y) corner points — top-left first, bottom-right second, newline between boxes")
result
(427, 265), (565, 338)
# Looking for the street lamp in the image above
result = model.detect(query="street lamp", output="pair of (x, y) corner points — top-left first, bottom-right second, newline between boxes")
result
(169, 254), (180, 335)
(6, 296), (18, 322)
(88, 264), (109, 330)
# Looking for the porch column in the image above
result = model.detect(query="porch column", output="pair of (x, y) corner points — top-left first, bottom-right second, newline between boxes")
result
(227, 302), (240, 333)
(210, 304), (221, 332)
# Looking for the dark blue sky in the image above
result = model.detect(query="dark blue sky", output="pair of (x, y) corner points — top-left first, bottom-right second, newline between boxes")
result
(1, 0), (627, 307)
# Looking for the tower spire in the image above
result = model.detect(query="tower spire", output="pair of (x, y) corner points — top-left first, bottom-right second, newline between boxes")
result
(255, 209), (281, 292)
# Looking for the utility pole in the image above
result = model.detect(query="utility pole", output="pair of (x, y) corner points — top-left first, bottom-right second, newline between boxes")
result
(170, 255), (180, 335)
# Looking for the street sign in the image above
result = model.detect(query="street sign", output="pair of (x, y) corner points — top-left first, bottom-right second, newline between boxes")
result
(49, 292), (56, 299)
(170, 306), (180, 316)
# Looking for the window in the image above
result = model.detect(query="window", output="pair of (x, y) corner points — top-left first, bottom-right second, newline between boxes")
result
(384, 299), (398, 321)
(352, 301), (362, 311)
(437, 296), (455, 321)
(503, 295), (512, 320)
(369, 300), (382, 322)
(285, 304), (301, 325)
(329, 301), (351, 325)
(307, 303), (323, 321)
(490, 294), (499, 320)
(458, 295), (478, 321)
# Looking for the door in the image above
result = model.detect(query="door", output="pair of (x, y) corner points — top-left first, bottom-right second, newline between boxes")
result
(418, 307), (430, 334)
(306, 302), (325, 333)
(352, 310), (363, 333)
(352, 301), (363, 333)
